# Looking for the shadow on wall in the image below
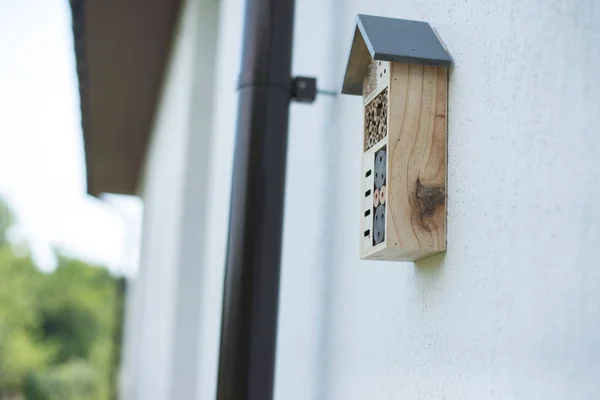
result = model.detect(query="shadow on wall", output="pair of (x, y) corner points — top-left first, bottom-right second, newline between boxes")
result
(415, 251), (446, 282)
(314, 94), (343, 400)
(415, 252), (445, 274)
(314, 1), (347, 396)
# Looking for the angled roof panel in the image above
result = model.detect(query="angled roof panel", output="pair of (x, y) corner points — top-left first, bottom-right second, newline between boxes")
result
(342, 14), (452, 95)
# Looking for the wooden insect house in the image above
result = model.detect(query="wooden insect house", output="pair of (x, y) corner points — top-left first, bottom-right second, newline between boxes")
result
(342, 15), (452, 261)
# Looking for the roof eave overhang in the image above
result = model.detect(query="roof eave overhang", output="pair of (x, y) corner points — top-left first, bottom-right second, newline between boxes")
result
(69, 0), (182, 196)
(342, 14), (453, 96)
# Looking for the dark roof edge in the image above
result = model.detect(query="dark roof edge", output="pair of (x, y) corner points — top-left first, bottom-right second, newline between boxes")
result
(69, 0), (96, 196)
(355, 14), (376, 57)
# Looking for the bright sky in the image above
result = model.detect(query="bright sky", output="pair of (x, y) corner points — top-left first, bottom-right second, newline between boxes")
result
(0, 0), (141, 275)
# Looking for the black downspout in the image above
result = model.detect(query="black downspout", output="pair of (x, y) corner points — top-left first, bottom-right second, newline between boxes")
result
(216, 0), (296, 399)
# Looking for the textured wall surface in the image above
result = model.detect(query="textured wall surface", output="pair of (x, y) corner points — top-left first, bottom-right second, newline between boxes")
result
(120, 0), (220, 399)
(136, 0), (600, 398)
(279, 0), (600, 398)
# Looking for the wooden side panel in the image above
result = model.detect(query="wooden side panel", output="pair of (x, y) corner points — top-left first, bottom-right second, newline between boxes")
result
(385, 63), (447, 259)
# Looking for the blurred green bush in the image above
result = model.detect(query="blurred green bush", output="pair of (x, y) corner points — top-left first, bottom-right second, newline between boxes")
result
(0, 198), (124, 400)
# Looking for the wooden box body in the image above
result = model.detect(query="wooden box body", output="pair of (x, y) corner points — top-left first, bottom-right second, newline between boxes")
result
(360, 60), (448, 261)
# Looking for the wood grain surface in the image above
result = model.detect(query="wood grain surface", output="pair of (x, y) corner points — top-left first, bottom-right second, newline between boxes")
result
(385, 63), (447, 261)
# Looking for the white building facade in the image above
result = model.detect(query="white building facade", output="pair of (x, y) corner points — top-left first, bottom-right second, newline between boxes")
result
(121, 0), (600, 398)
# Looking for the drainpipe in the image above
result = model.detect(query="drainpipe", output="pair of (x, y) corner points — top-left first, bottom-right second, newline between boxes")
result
(216, 0), (303, 398)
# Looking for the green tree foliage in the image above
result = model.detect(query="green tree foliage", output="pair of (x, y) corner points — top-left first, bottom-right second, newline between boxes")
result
(0, 197), (123, 400)
(0, 247), (51, 397)
(23, 360), (99, 400)
(0, 199), (14, 248)
(39, 255), (117, 363)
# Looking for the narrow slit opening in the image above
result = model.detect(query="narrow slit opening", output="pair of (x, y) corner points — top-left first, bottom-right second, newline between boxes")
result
(365, 170), (372, 177)
(364, 209), (371, 217)
(364, 230), (370, 237)
(365, 189), (371, 197)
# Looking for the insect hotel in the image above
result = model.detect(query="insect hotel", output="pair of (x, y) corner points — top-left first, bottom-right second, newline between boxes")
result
(341, 15), (453, 261)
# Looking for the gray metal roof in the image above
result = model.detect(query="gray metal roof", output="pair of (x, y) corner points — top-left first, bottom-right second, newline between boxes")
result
(342, 15), (452, 95)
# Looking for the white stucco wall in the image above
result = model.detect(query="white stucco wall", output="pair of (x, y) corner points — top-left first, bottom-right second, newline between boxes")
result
(200, 0), (600, 399)
(119, 0), (220, 399)
(131, 0), (600, 398)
